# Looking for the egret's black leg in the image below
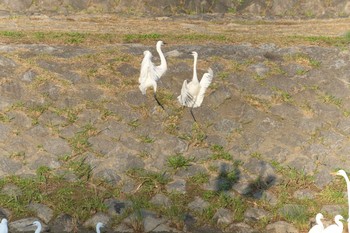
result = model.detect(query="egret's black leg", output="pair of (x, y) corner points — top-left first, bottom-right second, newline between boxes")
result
(190, 108), (197, 122)
(154, 93), (165, 110)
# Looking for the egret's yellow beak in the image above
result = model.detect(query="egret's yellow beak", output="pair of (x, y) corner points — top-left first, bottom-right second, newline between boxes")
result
(330, 172), (338, 176)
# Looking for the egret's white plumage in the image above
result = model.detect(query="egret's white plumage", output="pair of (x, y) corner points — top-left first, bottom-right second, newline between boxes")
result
(139, 41), (167, 109)
(0, 219), (8, 233)
(177, 51), (213, 121)
(335, 169), (350, 233)
(323, 215), (344, 233)
(32, 221), (42, 233)
(308, 213), (324, 233)
(96, 222), (104, 233)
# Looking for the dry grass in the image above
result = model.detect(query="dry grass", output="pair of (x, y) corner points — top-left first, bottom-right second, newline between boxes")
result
(0, 15), (349, 47)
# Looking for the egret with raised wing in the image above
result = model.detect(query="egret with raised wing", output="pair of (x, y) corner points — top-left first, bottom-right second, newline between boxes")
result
(177, 51), (213, 121)
(139, 41), (167, 109)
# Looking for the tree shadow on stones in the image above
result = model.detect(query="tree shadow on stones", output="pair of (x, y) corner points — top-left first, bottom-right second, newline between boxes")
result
(215, 162), (241, 192)
(242, 159), (277, 199)
(215, 159), (277, 198)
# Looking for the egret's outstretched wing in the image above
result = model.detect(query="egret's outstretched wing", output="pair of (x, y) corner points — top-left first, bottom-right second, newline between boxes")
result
(139, 53), (153, 84)
(178, 80), (194, 107)
(139, 50), (154, 84)
(193, 68), (213, 108)
(155, 65), (167, 80)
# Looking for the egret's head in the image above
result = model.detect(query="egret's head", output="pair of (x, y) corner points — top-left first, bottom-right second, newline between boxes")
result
(156, 41), (165, 48)
(316, 213), (324, 220)
(191, 51), (198, 57)
(96, 222), (104, 229)
(1, 219), (7, 224)
(335, 215), (344, 221)
(143, 50), (152, 57)
(333, 169), (347, 177)
(33, 221), (41, 227)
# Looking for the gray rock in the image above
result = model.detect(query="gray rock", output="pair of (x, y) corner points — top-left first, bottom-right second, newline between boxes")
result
(63, 0), (89, 10)
(212, 208), (233, 226)
(104, 199), (132, 216)
(166, 179), (186, 194)
(0, 123), (11, 142)
(21, 69), (37, 82)
(8, 111), (32, 129)
(293, 189), (316, 199)
(83, 212), (110, 228)
(94, 169), (121, 185)
(0, 157), (22, 176)
(244, 207), (269, 222)
(321, 205), (344, 216)
(226, 222), (257, 233)
(165, 50), (182, 57)
(4, 0), (32, 11)
(265, 221), (299, 233)
(150, 193), (171, 207)
(1, 184), (22, 197)
(28, 203), (54, 224)
(188, 196), (209, 213)
(243, 158), (278, 185)
(117, 63), (139, 77)
(254, 190), (278, 206)
(51, 214), (75, 233)
(42, 137), (71, 156)
(88, 134), (116, 155)
(314, 169), (334, 189)
(142, 210), (167, 233)
(213, 118), (240, 134)
(206, 86), (232, 107)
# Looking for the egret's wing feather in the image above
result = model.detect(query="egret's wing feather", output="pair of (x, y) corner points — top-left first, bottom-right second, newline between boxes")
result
(193, 68), (213, 108)
(178, 80), (194, 107)
(155, 65), (167, 80)
(139, 55), (151, 83)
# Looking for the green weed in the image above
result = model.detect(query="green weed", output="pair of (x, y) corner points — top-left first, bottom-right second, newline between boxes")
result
(123, 33), (162, 43)
(0, 31), (24, 38)
(322, 93), (342, 108)
(167, 154), (193, 170)
(138, 135), (155, 143)
(210, 144), (232, 161)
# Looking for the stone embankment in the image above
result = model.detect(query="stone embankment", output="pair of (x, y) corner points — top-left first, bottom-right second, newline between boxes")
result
(0, 36), (349, 231)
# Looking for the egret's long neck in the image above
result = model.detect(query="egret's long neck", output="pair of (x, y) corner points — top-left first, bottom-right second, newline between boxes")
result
(316, 216), (323, 226)
(35, 226), (42, 233)
(96, 227), (100, 233)
(157, 44), (167, 71)
(344, 175), (350, 221)
(193, 54), (198, 82)
(336, 218), (343, 228)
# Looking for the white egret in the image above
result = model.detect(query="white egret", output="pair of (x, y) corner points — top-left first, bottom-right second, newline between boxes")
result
(0, 219), (8, 233)
(32, 221), (42, 233)
(96, 222), (104, 233)
(26, 220), (42, 233)
(333, 169), (350, 232)
(323, 215), (344, 233)
(139, 40), (167, 110)
(308, 213), (324, 233)
(177, 51), (213, 121)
